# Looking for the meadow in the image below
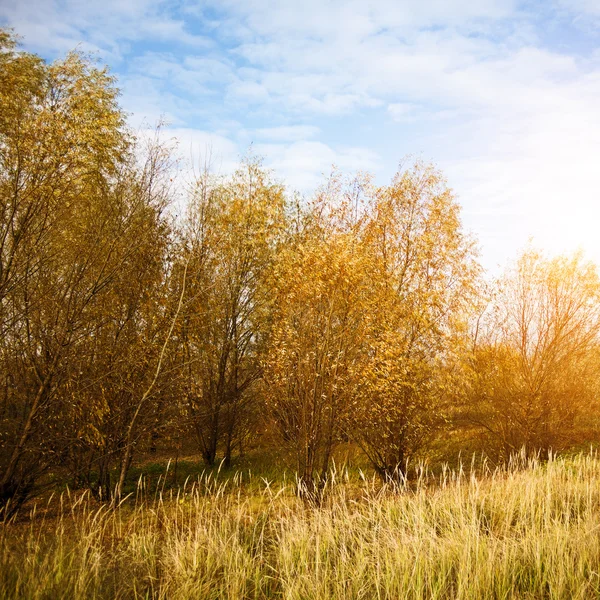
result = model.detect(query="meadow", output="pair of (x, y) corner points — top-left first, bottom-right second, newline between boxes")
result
(1, 452), (600, 599)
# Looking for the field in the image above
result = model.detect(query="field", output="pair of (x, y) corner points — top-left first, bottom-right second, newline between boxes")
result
(1, 453), (600, 599)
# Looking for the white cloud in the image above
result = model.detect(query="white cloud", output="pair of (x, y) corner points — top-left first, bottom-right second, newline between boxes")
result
(160, 127), (241, 178)
(209, 0), (518, 39)
(438, 68), (600, 270)
(251, 125), (321, 142)
(388, 103), (419, 122)
(119, 75), (188, 128)
(0, 0), (210, 59)
(254, 141), (380, 192)
(556, 0), (600, 17)
(226, 79), (270, 103)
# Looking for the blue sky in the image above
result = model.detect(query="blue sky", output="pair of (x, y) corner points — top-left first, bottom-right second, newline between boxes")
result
(2, 0), (600, 271)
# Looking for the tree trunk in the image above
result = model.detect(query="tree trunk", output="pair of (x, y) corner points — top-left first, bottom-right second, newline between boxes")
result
(0, 359), (57, 505)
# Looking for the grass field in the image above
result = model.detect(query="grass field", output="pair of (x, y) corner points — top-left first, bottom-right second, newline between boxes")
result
(2, 453), (600, 599)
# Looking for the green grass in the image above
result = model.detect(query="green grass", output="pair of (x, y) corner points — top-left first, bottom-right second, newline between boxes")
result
(2, 453), (600, 599)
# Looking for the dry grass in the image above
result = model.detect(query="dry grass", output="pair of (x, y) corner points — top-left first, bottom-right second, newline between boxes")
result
(2, 453), (600, 599)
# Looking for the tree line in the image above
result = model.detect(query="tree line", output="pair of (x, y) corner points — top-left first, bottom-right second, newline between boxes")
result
(2, 30), (600, 509)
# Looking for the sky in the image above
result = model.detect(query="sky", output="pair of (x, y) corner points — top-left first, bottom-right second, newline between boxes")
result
(1, 0), (600, 272)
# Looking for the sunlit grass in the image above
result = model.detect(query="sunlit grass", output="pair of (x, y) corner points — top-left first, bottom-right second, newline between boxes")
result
(2, 453), (600, 599)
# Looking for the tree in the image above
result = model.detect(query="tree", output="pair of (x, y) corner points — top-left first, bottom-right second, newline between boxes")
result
(60, 135), (174, 501)
(0, 30), (172, 508)
(176, 159), (286, 466)
(349, 162), (480, 481)
(262, 173), (372, 496)
(465, 249), (600, 459)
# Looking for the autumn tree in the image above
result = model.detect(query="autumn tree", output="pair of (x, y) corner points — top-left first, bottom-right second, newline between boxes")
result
(176, 159), (286, 466)
(348, 162), (480, 481)
(0, 31), (172, 507)
(465, 249), (600, 459)
(60, 135), (175, 501)
(262, 174), (372, 495)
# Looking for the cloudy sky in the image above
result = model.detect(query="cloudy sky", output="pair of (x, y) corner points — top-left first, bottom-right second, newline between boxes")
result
(2, 0), (600, 271)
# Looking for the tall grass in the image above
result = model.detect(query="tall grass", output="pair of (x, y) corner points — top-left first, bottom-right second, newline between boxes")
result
(2, 453), (600, 599)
